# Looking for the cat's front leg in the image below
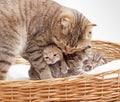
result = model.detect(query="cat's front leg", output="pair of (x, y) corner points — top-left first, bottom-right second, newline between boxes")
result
(60, 60), (70, 74)
(28, 59), (53, 80)
(25, 40), (53, 80)
(28, 66), (39, 80)
(29, 65), (53, 80)
(39, 65), (53, 79)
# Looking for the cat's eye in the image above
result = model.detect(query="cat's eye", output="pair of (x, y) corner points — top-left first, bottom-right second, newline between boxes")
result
(54, 54), (57, 56)
(89, 31), (92, 34)
(45, 57), (49, 59)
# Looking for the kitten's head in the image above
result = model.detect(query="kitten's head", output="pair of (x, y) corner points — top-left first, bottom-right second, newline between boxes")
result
(52, 8), (96, 54)
(43, 45), (63, 65)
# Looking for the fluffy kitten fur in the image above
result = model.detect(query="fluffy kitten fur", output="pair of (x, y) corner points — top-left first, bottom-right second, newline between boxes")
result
(50, 46), (107, 78)
(43, 44), (69, 74)
(0, 0), (95, 80)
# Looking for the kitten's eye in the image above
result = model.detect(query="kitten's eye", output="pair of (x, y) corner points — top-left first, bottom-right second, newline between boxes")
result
(54, 54), (57, 56)
(45, 57), (49, 59)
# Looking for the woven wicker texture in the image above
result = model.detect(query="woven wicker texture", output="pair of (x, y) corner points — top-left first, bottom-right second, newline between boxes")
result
(0, 40), (120, 102)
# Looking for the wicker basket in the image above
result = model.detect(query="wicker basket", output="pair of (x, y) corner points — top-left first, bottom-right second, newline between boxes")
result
(0, 40), (120, 102)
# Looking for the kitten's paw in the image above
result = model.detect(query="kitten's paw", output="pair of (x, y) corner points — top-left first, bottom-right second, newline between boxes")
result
(62, 70), (68, 74)
(61, 68), (68, 74)
(83, 65), (93, 71)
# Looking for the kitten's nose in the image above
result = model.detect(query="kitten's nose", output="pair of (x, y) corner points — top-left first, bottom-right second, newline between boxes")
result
(50, 58), (54, 62)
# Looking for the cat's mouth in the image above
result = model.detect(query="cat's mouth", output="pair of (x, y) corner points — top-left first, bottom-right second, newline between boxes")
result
(48, 59), (59, 65)
(49, 61), (58, 65)
(64, 52), (69, 55)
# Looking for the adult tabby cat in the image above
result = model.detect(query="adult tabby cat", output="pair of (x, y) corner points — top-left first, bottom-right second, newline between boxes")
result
(0, 0), (95, 80)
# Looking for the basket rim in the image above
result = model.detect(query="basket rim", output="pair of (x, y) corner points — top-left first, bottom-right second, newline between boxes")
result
(2, 68), (120, 83)
(92, 40), (120, 46)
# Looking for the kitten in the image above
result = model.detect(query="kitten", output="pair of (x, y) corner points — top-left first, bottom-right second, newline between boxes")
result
(82, 51), (107, 72)
(50, 46), (107, 78)
(0, 0), (95, 80)
(43, 44), (69, 74)
(28, 44), (70, 79)
(70, 46), (107, 72)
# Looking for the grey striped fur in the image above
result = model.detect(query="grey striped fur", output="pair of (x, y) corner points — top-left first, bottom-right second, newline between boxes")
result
(0, 0), (95, 80)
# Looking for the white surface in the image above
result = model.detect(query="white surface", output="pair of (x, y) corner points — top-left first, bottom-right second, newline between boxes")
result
(54, 0), (120, 43)
(6, 60), (120, 80)
(6, 64), (30, 81)
(87, 60), (120, 78)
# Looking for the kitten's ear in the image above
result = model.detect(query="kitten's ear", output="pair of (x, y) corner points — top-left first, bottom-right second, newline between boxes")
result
(60, 17), (72, 35)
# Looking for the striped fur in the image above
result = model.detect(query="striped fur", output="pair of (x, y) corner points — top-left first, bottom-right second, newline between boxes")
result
(0, 0), (95, 80)
(50, 48), (107, 78)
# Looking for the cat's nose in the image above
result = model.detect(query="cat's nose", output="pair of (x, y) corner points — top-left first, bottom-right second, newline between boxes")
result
(64, 51), (73, 55)
(64, 47), (70, 54)
(64, 52), (68, 55)
(63, 49), (69, 55)
(50, 58), (54, 62)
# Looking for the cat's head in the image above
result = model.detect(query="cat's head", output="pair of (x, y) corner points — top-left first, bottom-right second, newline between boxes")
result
(52, 8), (96, 54)
(43, 45), (63, 65)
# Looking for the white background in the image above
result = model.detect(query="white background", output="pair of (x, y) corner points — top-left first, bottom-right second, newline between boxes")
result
(54, 0), (120, 43)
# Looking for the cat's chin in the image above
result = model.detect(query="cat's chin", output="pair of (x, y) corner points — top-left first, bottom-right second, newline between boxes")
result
(48, 61), (58, 65)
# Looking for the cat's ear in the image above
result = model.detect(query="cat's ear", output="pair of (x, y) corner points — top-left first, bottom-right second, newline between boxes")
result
(60, 17), (72, 35)
(83, 23), (96, 39)
(85, 23), (96, 32)
(87, 23), (97, 28)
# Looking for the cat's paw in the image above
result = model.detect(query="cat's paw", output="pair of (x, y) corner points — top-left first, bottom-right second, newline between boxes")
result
(61, 70), (68, 74)
(61, 67), (69, 74)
